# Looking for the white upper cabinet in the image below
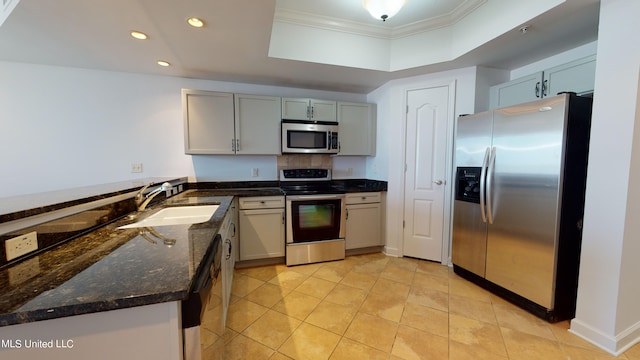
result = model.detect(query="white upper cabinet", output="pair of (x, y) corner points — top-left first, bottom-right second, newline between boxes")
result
(182, 89), (281, 155)
(489, 55), (596, 109)
(183, 89), (235, 155)
(337, 102), (376, 156)
(282, 98), (337, 121)
(490, 72), (543, 110)
(544, 55), (597, 98)
(234, 94), (281, 155)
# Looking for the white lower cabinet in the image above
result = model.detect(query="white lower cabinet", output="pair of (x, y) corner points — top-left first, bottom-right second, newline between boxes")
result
(345, 192), (382, 250)
(238, 196), (285, 260)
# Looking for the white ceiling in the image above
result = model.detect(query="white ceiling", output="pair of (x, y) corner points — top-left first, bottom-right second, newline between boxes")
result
(0, 0), (600, 93)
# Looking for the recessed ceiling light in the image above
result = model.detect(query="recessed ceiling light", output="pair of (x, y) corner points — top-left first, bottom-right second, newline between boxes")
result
(187, 17), (205, 28)
(130, 31), (148, 40)
(157, 60), (171, 67)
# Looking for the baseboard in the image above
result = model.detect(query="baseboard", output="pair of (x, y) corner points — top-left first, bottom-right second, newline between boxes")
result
(570, 318), (640, 356)
(345, 246), (383, 256)
(383, 245), (401, 257)
(235, 257), (285, 269)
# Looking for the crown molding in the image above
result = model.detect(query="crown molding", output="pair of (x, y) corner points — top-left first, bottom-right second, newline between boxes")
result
(273, 0), (487, 40)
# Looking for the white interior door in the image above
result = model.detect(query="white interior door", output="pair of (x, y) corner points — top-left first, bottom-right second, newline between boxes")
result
(403, 85), (452, 262)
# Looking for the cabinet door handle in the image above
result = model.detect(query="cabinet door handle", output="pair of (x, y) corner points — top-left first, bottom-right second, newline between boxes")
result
(282, 213), (285, 224)
(542, 80), (548, 97)
(346, 208), (349, 220)
(535, 82), (541, 98)
(231, 138), (236, 151)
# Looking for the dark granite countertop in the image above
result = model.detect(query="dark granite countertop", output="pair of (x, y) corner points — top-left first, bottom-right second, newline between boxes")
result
(0, 192), (232, 327)
(189, 179), (387, 195)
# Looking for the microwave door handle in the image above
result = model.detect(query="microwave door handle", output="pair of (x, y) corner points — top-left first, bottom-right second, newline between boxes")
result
(327, 131), (331, 150)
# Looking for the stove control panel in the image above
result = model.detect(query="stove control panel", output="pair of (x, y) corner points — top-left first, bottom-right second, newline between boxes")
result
(280, 168), (331, 181)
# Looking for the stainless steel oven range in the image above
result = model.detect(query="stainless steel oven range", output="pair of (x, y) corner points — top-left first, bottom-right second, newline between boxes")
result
(280, 169), (346, 266)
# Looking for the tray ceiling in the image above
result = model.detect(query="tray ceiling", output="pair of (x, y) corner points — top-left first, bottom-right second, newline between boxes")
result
(0, 0), (599, 93)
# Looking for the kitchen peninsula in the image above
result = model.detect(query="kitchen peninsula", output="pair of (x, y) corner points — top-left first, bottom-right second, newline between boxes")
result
(0, 177), (386, 359)
(0, 178), (231, 359)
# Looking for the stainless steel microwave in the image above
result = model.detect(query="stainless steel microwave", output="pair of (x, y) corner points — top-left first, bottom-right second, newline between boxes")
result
(281, 120), (339, 154)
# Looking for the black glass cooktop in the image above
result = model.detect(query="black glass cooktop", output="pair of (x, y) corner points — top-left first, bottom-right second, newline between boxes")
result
(279, 182), (345, 195)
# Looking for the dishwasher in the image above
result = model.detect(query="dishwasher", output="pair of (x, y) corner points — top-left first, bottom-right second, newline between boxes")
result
(182, 233), (222, 360)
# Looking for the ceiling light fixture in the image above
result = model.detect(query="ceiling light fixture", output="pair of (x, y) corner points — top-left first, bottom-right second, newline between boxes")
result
(157, 60), (171, 67)
(187, 17), (205, 28)
(362, 0), (407, 22)
(130, 31), (148, 40)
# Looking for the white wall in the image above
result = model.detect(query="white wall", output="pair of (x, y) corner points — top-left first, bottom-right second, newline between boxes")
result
(570, 0), (640, 354)
(510, 41), (598, 80)
(366, 67), (477, 257)
(271, 0), (563, 73)
(0, 61), (366, 197)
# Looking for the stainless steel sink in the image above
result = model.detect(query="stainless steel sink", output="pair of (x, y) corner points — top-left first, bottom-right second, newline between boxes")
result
(118, 205), (219, 229)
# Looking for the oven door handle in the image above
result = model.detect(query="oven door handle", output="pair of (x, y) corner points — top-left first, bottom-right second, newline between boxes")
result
(287, 194), (344, 201)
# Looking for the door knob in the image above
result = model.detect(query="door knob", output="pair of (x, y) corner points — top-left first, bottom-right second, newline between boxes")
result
(433, 180), (444, 185)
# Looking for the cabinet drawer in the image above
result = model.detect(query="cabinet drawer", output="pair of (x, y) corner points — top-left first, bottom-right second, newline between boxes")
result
(239, 196), (285, 209)
(345, 192), (381, 204)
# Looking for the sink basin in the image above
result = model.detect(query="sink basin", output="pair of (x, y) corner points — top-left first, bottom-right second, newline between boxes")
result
(118, 205), (219, 229)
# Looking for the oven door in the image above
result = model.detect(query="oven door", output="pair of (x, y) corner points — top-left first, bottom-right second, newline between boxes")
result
(286, 194), (345, 244)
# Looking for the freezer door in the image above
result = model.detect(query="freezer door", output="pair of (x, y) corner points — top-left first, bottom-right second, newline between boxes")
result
(452, 200), (488, 276)
(454, 111), (493, 167)
(485, 95), (568, 309)
(452, 111), (493, 276)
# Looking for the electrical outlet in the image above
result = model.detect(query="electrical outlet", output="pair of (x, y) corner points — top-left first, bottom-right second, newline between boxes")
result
(5, 231), (39, 261)
(252, 168), (259, 177)
(131, 163), (143, 173)
(8, 257), (40, 285)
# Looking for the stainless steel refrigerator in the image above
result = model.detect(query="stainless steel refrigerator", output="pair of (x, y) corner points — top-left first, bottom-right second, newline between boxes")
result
(452, 93), (592, 322)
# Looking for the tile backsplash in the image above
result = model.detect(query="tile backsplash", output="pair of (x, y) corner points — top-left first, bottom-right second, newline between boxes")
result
(276, 154), (333, 176)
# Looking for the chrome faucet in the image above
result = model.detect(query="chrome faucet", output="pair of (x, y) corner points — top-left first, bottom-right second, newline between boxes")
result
(135, 182), (173, 211)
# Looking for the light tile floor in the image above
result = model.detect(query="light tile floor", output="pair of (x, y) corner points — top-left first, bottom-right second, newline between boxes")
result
(204, 253), (640, 359)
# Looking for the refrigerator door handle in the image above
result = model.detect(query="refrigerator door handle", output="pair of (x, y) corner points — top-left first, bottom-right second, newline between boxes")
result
(479, 147), (490, 223)
(486, 146), (497, 224)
